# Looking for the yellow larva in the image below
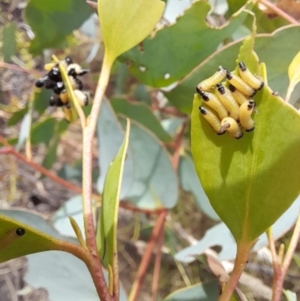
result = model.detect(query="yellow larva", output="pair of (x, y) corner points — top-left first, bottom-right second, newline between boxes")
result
(228, 84), (249, 105)
(215, 83), (240, 121)
(44, 62), (57, 72)
(74, 89), (90, 107)
(59, 90), (69, 104)
(226, 70), (256, 97)
(67, 64), (89, 77)
(221, 117), (243, 139)
(63, 104), (72, 123)
(239, 100), (256, 132)
(44, 57), (73, 71)
(196, 66), (226, 92)
(197, 89), (228, 120)
(238, 62), (264, 90)
(199, 106), (225, 135)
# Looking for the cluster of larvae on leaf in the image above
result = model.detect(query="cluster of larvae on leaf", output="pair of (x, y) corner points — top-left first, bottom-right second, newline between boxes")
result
(197, 62), (264, 139)
(35, 56), (90, 122)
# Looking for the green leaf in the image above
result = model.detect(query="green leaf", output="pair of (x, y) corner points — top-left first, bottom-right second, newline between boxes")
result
(7, 106), (28, 126)
(16, 113), (31, 151)
(120, 0), (251, 87)
(166, 25), (300, 114)
(110, 97), (171, 142)
(0, 209), (77, 263)
(288, 51), (300, 83)
(283, 290), (297, 301)
(286, 51), (300, 102)
(164, 281), (219, 301)
(25, 0), (92, 54)
(97, 98), (134, 199)
(98, 98), (178, 209)
(191, 52), (300, 242)
(97, 119), (130, 269)
(226, 0), (247, 17)
(31, 118), (57, 145)
(120, 118), (178, 209)
(175, 196), (300, 263)
(293, 253), (300, 267)
(34, 89), (52, 115)
(52, 195), (90, 238)
(42, 136), (59, 169)
(98, 0), (165, 62)
(26, 252), (101, 301)
(179, 155), (219, 220)
(244, 4), (289, 34)
(42, 120), (68, 169)
(26, 251), (128, 300)
(2, 22), (17, 62)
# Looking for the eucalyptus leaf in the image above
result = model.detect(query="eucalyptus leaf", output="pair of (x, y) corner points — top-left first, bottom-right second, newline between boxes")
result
(121, 0), (251, 87)
(97, 119), (130, 269)
(179, 155), (219, 220)
(191, 40), (300, 243)
(0, 209), (78, 263)
(175, 195), (300, 262)
(16, 113), (31, 151)
(25, 0), (92, 54)
(283, 290), (297, 301)
(166, 25), (300, 113)
(98, 0), (165, 62)
(2, 22), (17, 62)
(25, 251), (128, 301)
(164, 281), (219, 301)
(110, 97), (171, 142)
(97, 99), (178, 209)
(119, 118), (178, 209)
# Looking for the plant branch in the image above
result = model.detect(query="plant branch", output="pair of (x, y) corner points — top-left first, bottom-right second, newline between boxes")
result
(151, 221), (165, 301)
(256, 0), (298, 25)
(0, 141), (90, 197)
(282, 212), (300, 274)
(218, 242), (252, 301)
(0, 137), (167, 215)
(81, 54), (113, 250)
(128, 210), (167, 301)
(267, 228), (282, 301)
(57, 240), (112, 301)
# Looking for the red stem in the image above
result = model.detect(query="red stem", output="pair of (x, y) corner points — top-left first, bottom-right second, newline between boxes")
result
(129, 210), (167, 301)
(218, 242), (252, 301)
(257, 0), (298, 25)
(0, 136), (167, 215)
(151, 226), (165, 301)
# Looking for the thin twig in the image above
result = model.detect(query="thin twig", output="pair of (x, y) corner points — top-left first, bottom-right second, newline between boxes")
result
(218, 242), (253, 301)
(81, 54), (112, 251)
(0, 136), (168, 215)
(0, 62), (41, 75)
(151, 222), (165, 301)
(267, 228), (282, 301)
(128, 210), (167, 301)
(74, 50), (114, 300)
(129, 120), (186, 301)
(282, 212), (300, 275)
(256, 0), (298, 25)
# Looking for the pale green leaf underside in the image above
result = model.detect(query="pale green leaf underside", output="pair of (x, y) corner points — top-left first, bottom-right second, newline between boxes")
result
(98, 0), (165, 61)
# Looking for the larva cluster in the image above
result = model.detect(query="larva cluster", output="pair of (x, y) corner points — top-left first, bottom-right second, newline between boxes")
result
(35, 57), (90, 122)
(196, 62), (264, 139)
